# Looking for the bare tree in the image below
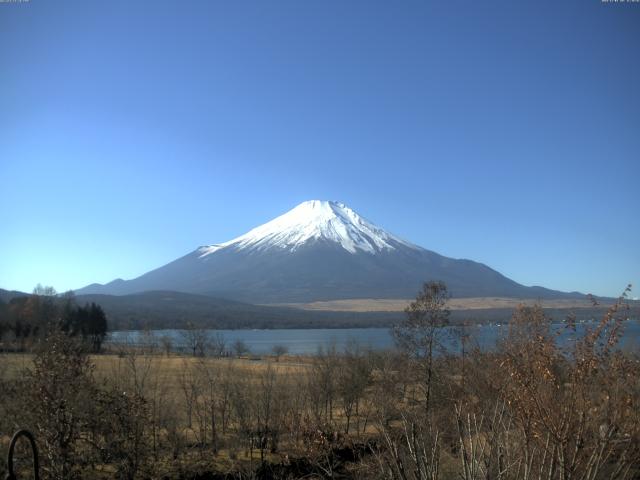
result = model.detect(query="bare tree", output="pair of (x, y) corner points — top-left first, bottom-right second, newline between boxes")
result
(211, 332), (226, 357)
(92, 386), (150, 480)
(392, 281), (449, 416)
(232, 339), (250, 357)
(181, 323), (211, 357)
(272, 344), (288, 362)
(178, 360), (199, 430)
(309, 343), (339, 426)
(337, 341), (371, 434)
(495, 289), (640, 480)
(377, 415), (441, 480)
(29, 330), (96, 480)
(159, 335), (173, 356)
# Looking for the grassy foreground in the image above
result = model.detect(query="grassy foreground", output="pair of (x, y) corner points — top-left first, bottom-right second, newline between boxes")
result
(1, 294), (639, 480)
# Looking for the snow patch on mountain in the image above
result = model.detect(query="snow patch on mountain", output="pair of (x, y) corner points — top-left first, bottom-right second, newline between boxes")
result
(198, 200), (419, 256)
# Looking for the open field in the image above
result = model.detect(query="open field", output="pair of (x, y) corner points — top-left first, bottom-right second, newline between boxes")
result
(272, 296), (621, 312)
(0, 351), (315, 420)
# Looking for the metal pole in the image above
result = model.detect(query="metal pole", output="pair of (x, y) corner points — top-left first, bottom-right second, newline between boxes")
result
(5, 429), (39, 480)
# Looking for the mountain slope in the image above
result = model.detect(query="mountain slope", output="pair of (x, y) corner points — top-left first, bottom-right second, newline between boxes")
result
(76, 200), (582, 302)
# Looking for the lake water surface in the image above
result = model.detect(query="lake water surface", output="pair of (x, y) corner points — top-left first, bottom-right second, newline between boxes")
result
(107, 319), (640, 355)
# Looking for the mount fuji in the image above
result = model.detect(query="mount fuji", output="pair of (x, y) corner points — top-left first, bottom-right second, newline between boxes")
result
(76, 200), (579, 303)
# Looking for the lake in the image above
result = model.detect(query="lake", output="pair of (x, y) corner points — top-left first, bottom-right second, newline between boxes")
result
(107, 319), (640, 355)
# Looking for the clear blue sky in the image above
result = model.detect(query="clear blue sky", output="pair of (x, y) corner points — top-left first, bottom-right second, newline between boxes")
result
(1, 0), (638, 298)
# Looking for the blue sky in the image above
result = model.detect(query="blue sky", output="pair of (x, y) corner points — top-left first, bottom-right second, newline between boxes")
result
(1, 0), (638, 298)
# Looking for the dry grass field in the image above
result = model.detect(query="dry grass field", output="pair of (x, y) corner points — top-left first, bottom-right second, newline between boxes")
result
(0, 350), (347, 476)
(273, 296), (607, 312)
(1, 351), (312, 386)
(1, 293), (638, 479)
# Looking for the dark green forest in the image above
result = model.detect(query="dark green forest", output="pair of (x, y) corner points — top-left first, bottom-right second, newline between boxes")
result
(0, 286), (107, 353)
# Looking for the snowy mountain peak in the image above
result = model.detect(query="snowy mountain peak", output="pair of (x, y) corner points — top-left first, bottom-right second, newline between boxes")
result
(198, 200), (418, 256)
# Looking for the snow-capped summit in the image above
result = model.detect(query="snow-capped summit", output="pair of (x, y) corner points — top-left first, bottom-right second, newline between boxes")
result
(198, 200), (417, 256)
(76, 200), (580, 303)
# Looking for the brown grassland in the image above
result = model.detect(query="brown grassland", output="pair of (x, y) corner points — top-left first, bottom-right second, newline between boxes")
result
(1, 283), (639, 480)
(272, 297), (617, 312)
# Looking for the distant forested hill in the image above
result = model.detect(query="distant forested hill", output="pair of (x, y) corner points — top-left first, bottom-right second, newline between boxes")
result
(2, 288), (635, 332)
(75, 290), (403, 330)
